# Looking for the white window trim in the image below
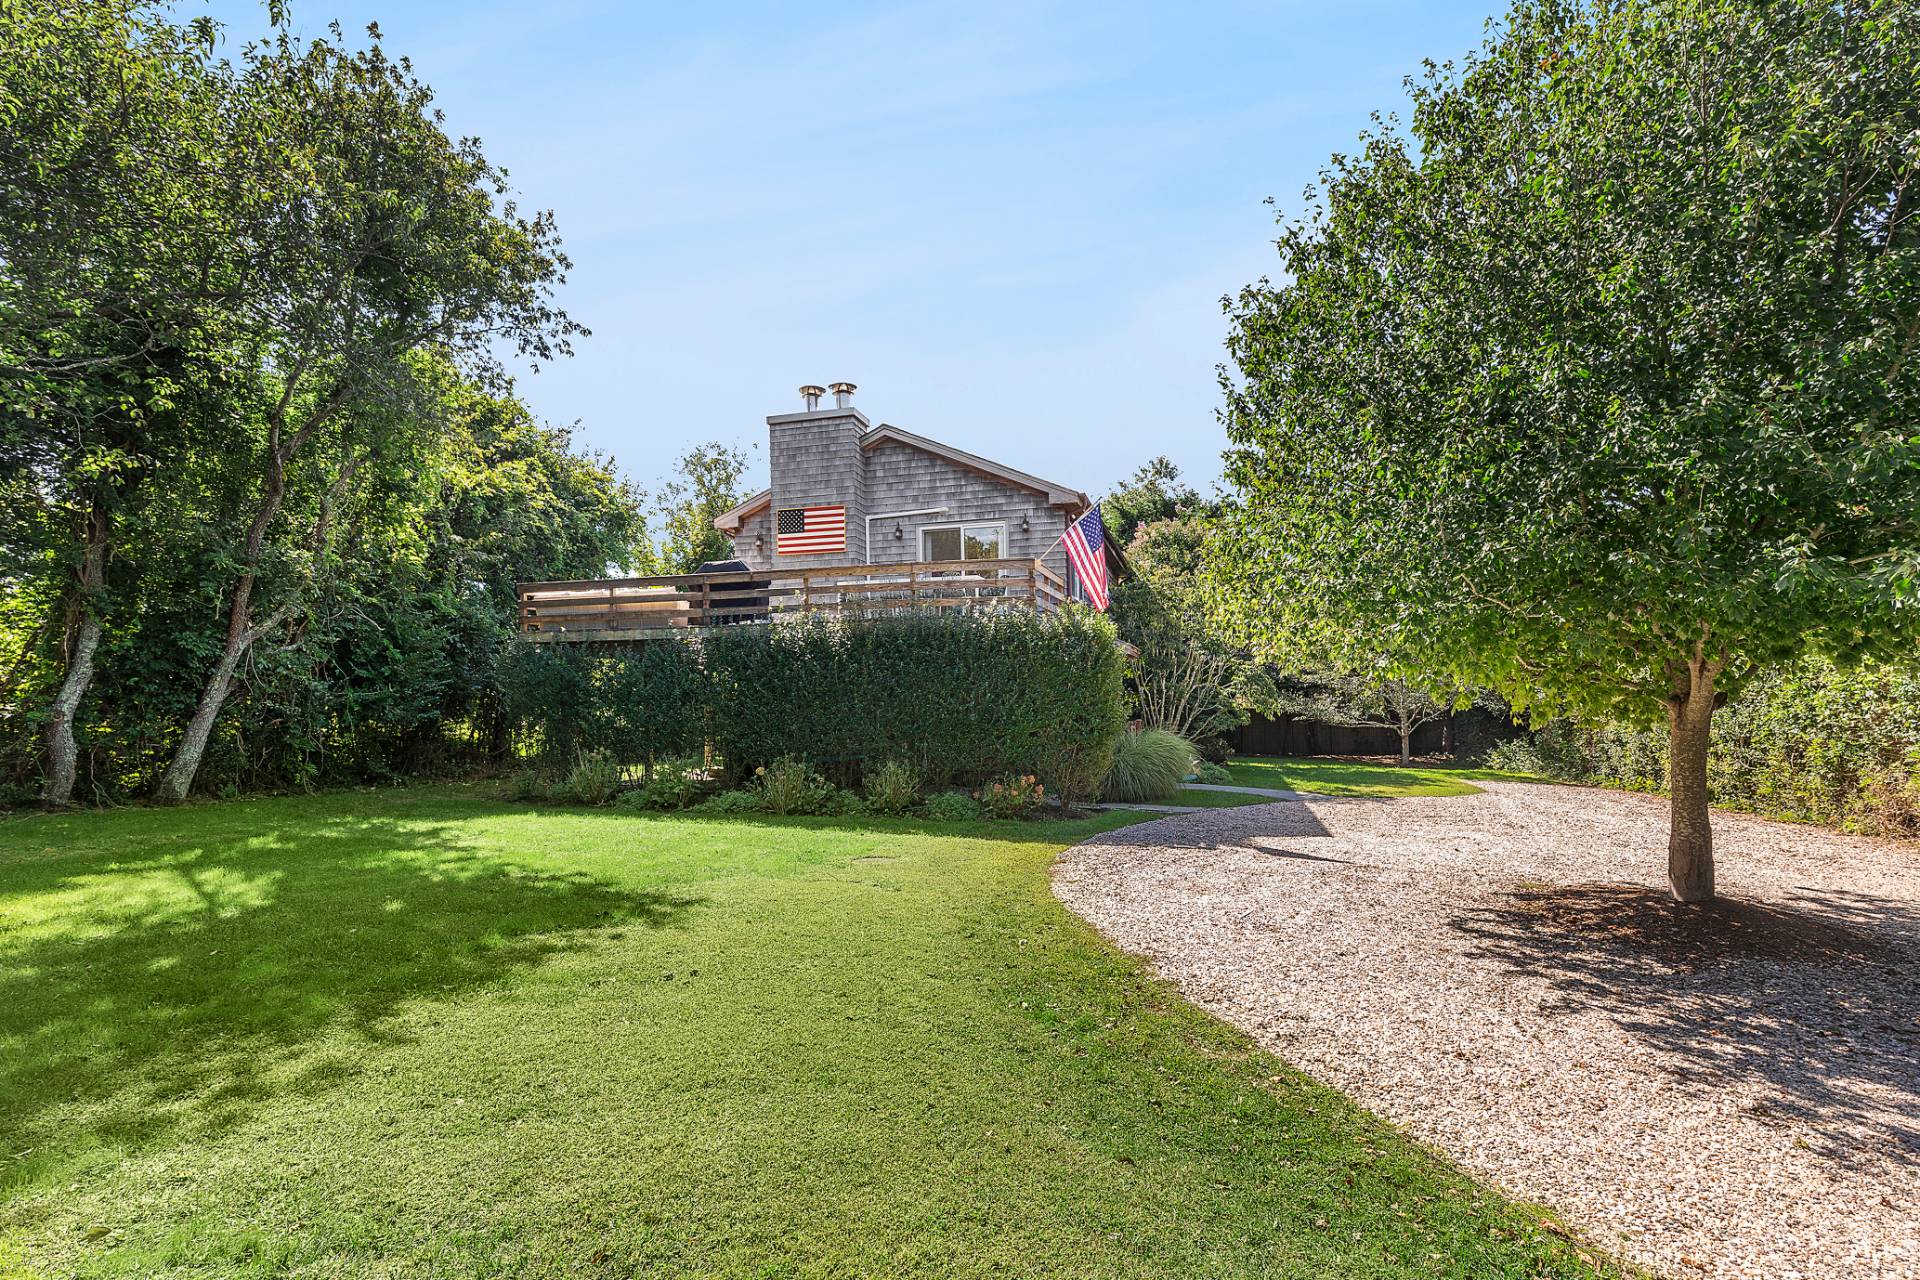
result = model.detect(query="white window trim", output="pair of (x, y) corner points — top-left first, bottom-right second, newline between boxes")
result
(918, 520), (1008, 563)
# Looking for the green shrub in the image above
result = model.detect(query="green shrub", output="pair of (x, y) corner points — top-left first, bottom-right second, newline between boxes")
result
(616, 760), (704, 812)
(755, 756), (836, 816)
(500, 639), (704, 770)
(694, 788), (764, 815)
(975, 773), (1045, 819)
(510, 770), (559, 802)
(1193, 760), (1232, 784)
(1482, 655), (1920, 835)
(863, 760), (919, 816)
(1101, 729), (1195, 802)
(704, 610), (1126, 800)
(564, 748), (623, 806)
(821, 789), (871, 817)
(923, 791), (981, 822)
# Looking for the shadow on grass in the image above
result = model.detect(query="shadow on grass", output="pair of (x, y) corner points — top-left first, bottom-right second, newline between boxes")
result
(0, 808), (696, 1197)
(504, 800), (1147, 846)
(1449, 882), (1920, 1165)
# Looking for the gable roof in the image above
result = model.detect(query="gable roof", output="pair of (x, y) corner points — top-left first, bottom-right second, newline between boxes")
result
(859, 424), (1090, 509)
(713, 488), (772, 533)
(712, 425), (1090, 533)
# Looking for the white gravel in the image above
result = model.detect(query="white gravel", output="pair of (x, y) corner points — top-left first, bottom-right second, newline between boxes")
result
(1054, 781), (1920, 1280)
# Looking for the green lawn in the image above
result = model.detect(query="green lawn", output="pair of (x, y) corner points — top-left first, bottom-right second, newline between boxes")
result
(1224, 757), (1534, 798)
(0, 788), (1611, 1278)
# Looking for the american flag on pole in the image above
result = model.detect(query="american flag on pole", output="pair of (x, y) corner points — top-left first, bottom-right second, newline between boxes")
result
(775, 505), (846, 555)
(1061, 506), (1108, 610)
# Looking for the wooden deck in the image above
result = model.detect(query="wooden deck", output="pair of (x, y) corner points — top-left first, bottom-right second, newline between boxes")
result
(517, 557), (1069, 640)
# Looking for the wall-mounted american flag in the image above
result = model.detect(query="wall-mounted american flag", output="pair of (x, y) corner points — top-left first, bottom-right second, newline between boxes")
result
(1061, 506), (1108, 610)
(775, 505), (847, 556)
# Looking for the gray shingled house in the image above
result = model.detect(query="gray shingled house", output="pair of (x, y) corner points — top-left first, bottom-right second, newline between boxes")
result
(517, 382), (1124, 637)
(712, 382), (1111, 593)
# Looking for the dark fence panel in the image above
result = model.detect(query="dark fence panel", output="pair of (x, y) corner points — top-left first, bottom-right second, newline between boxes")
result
(1229, 715), (1448, 759)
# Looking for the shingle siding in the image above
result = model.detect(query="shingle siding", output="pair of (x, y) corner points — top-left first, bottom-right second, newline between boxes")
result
(728, 409), (1079, 586)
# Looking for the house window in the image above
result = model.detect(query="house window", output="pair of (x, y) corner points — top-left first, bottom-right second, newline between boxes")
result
(920, 522), (1005, 562)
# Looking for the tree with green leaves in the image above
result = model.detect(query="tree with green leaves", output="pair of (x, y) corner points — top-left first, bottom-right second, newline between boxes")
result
(0, 1), (241, 805)
(634, 441), (753, 575)
(1101, 456), (1199, 549)
(151, 19), (581, 803)
(1212, 0), (1919, 901)
(1113, 506), (1278, 746)
(1274, 674), (1456, 766)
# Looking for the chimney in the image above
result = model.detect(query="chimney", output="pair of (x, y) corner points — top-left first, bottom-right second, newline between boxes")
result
(799, 384), (825, 411)
(829, 381), (856, 410)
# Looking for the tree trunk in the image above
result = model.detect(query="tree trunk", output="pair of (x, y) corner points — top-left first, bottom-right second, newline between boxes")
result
(153, 576), (261, 805)
(1665, 655), (1720, 904)
(42, 613), (102, 808)
(42, 497), (110, 808)
(154, 419), (357, 804)
(1398, 726), (1412, 766)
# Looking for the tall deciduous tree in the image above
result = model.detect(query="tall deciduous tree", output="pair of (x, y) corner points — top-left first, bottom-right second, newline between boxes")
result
(0, 2), (238, 805)
(1211, 0), (1919, 900)
(153, 20), (580, 803)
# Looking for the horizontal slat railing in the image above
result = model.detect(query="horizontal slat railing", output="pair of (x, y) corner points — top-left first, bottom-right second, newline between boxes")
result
(518, 558), (1070, 637)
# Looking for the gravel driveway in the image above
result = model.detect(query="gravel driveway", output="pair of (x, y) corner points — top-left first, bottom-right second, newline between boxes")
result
(1054, 782), (1920, 1280)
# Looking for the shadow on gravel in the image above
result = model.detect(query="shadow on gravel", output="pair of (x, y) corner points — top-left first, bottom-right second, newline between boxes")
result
(1450, 883), (1920, 1165)
(1090, 802), (1344, 850)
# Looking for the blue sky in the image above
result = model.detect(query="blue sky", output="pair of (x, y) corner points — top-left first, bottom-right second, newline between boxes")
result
(193, 1), (1498, 499)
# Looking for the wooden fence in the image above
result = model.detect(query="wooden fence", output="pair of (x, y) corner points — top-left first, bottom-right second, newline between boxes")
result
(517, 557), (1068, 639)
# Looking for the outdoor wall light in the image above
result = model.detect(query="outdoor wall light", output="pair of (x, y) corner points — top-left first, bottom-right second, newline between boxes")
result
(893, 522), (904, 540)
(1021, 514), (1032, 534)
(755, 534), (765, 553)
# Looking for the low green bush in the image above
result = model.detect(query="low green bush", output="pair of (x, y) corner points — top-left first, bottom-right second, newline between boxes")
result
(863, 759), (919, 816)
(616, 760), (704, 812)
(821, 789), (871, 817)
(694, 789), (764, 815)
(922, 791), (981, 822)
(1101, 729), (1195, 802)
(564, 748), (623, 806)
(1193, 760), (1232, 785)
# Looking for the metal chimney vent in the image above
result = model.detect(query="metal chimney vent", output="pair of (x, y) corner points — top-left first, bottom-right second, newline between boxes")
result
(799, 384), (826, 410)
(829, 381), (856, 409)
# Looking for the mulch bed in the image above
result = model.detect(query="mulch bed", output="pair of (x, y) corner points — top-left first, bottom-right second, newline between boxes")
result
(1055, 783), (1920, 1280)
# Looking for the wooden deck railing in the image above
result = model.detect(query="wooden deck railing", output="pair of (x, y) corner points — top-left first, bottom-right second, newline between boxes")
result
(517, 557), (1069, 639)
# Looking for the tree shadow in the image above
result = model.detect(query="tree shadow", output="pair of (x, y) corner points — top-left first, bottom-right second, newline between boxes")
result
(1448, 883), (1920, 1166)
(0, 809), (697, 1197)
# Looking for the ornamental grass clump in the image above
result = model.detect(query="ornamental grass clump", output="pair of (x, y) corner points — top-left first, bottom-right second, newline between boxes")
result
(1100, 729), (1196, 803)
(862, 760), (919, 816)
(755, 756), (836, 816)
(564, 749), (623, 806)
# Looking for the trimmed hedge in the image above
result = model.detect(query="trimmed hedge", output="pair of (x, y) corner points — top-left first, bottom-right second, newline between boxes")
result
(703, 610), (1126, 806)
(502, 612), (1126, 805)
(499, 639), (705, 770)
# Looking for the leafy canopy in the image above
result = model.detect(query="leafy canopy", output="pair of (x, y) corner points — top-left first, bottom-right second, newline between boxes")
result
(1210, 0), (1920, 726)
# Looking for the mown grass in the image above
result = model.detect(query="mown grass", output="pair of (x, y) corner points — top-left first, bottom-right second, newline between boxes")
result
(1224, 757), (1535, 798)
(0, 786), (1613, 1278)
